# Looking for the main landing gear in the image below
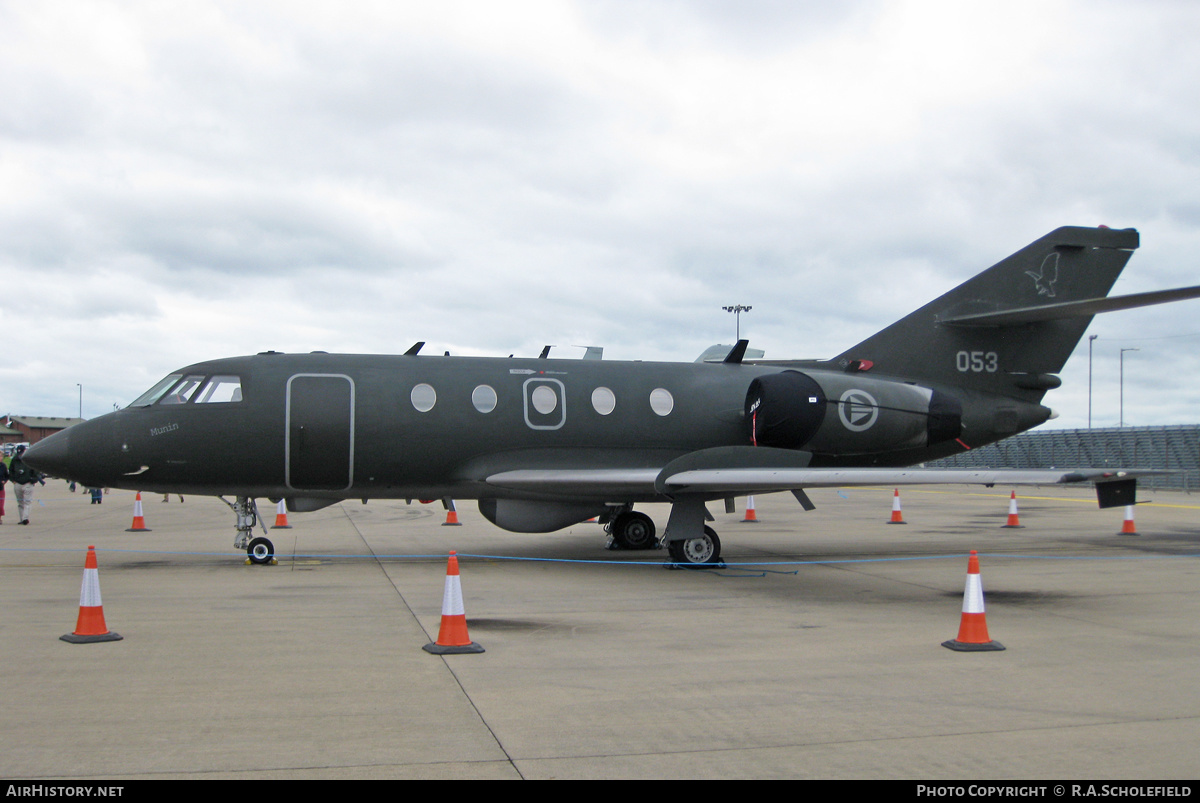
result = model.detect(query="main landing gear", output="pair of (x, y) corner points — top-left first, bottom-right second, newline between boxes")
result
(222, 496), (275, 565)
(667, 526), (722, 566)
(605, 502), (725, 566)
(605, 509), (658, 550)
(662, 497), (725, 568)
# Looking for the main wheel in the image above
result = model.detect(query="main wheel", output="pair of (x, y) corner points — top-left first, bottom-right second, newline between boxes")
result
(247, 536), (275, 565)
(612, 511), (656, 550)
(668, 527), (722, 565)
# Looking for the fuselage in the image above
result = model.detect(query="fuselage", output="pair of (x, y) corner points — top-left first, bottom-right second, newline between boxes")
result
(28, 350), (1051, 506)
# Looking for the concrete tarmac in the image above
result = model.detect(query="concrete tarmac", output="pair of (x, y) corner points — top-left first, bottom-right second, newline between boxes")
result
(2, 482), (1199, 779)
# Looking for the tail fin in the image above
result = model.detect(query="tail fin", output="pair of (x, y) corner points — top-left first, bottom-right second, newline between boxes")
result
(830, 226), (1139, 401)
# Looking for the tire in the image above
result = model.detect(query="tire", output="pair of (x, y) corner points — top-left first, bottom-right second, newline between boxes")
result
(612, 511), (656, 550)
(667, 527), (722, 565)
(247, 536), (275, 565)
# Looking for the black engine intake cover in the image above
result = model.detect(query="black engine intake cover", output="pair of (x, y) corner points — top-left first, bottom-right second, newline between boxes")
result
(745, 371), (828, 449)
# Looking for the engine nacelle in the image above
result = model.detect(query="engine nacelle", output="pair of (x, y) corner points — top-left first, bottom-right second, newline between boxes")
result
(745, 370), (961, 456)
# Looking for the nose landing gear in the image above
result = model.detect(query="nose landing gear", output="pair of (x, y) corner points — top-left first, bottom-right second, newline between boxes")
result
(222, 496), (276, 565)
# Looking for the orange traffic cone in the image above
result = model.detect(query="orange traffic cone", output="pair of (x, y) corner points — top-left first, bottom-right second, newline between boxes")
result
(125, 492), (151, 532)
(1119, 505), (1139, 536)
(741, 495), (759, 523)
(442, 499), (462, 526)
(423, 551), (484, 654)
(888, 488), (906, 524)
(1002, 491), (1024, 528)
(271, 499), (292, 529)
(942, 550), (1004, 651)
(61, 546), (122, 643)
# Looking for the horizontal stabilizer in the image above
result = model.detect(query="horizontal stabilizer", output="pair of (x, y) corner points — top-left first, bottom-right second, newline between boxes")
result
(941, 285), (1200, 326)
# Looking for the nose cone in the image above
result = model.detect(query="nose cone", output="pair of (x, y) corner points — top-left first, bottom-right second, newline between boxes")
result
(25, 415), (125, 487)
(23, 430), (71, 477)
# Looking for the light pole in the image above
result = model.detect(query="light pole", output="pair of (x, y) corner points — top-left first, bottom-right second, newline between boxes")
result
(1088, 335), (1097, 428)
(77, 384), (82, 419)
(1119, 348), (1139, 427)
(722, 305), (752, 341)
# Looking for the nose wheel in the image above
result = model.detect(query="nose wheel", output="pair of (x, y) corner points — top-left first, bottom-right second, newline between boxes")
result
(247, 536), (275, 565)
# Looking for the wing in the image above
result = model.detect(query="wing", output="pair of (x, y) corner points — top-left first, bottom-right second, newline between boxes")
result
(660, 467), (1133, 492)
(484, 446), (1152, 508)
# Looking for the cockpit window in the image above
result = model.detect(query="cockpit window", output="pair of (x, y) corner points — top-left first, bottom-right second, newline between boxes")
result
(195, 375), (243, 404)
(130, 373), (244, 407)
(158, 375), (206, 405)
(130, 375), (182, 407)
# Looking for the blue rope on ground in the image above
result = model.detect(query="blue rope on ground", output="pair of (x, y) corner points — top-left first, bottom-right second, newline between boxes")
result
(3, 546), (1199, 566)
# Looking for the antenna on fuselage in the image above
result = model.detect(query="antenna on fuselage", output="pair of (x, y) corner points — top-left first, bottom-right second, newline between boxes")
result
(723, 339), (750, 364)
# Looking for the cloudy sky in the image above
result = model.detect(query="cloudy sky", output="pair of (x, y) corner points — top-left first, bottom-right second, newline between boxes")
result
(3, 0), (1198, 430)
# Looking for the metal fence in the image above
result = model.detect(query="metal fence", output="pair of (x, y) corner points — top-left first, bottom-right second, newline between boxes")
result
(928, 425), (1200, 492)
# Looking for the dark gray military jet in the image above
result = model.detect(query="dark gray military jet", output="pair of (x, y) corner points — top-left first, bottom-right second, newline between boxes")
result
(25, 226), (1200, 565)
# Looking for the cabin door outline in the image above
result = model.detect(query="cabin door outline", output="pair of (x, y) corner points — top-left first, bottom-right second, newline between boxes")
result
(286, 373), (355, 491)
